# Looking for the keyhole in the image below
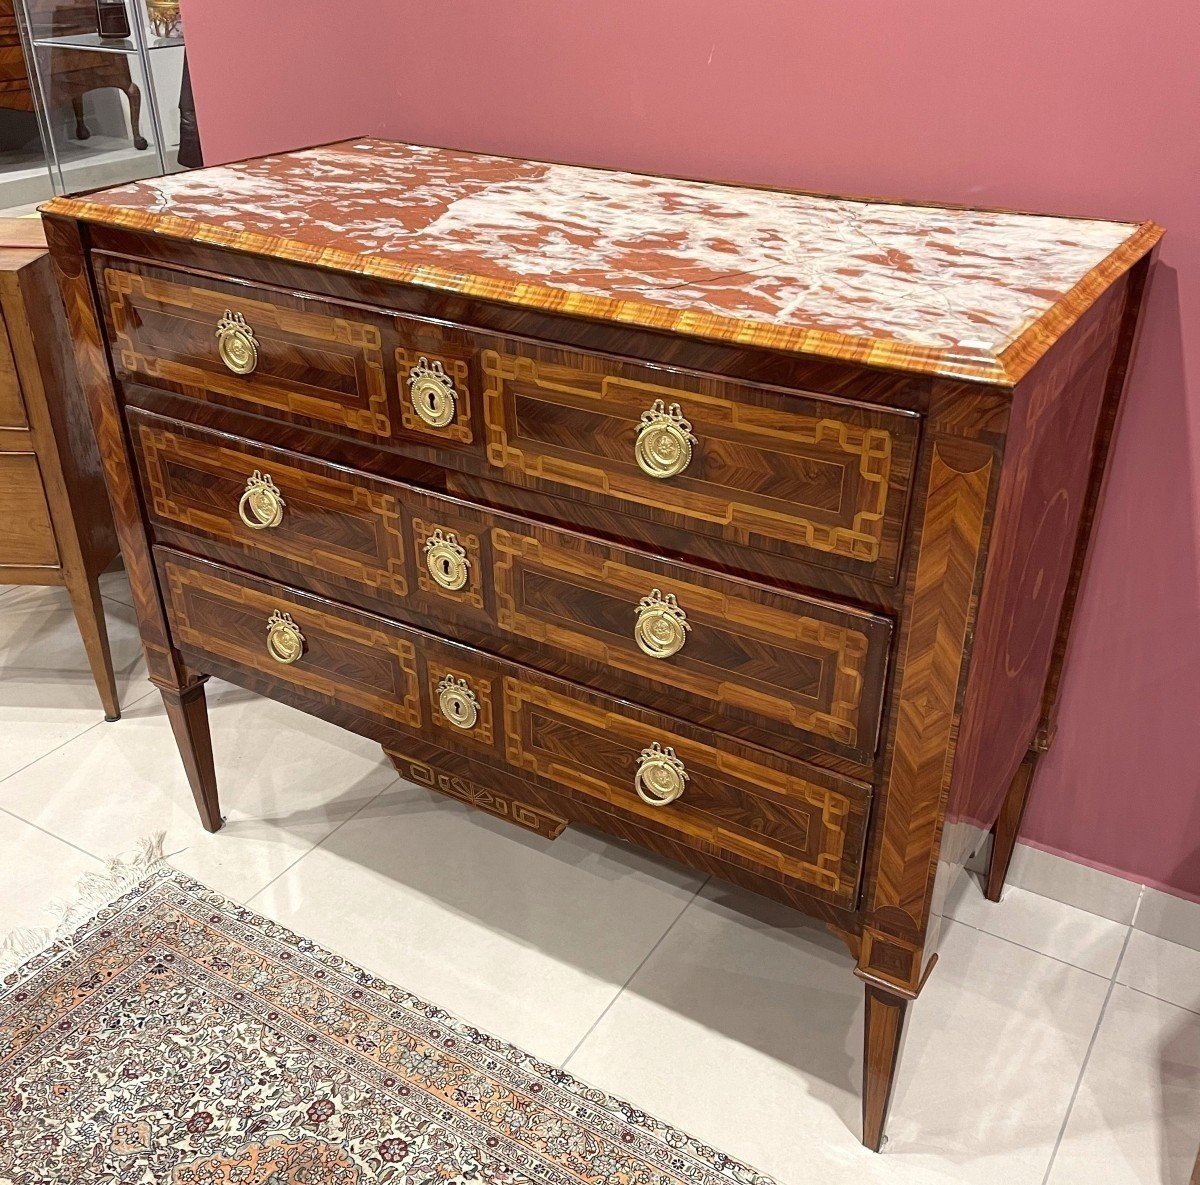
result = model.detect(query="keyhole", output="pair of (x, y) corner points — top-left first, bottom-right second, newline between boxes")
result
(427, 391), (438, 413)
(452, 701), (464, 721)
(440, 558), (452, 579)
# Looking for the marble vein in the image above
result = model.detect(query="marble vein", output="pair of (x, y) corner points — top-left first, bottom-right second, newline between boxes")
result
(51, 138), (1144, 367)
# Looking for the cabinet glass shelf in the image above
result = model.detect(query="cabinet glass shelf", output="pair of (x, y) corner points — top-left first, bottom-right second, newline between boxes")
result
(10, 0), (189, 196)
(31, 32), (184, 53)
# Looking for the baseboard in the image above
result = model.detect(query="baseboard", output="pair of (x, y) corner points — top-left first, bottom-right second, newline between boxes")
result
(967, 838), (1200, 951)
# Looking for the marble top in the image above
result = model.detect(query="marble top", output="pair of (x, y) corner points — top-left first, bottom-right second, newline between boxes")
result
(45, 139), (1158, 383)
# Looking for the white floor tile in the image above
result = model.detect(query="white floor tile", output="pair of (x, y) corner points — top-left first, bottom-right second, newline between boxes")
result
(566, 884), (1110, 1184)
(1119, 930), (1200, 1013)
(0, 811), (100, 937)
(0, 593), (154, 780)
(1048, 986), (1200, 1185)
(945, 870), (1130, 977)
(251, 782), (703, 1065)
(0, 679), (397, 905)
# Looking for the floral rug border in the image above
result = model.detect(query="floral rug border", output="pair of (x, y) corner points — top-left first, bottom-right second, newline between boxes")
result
(1, 851), (774, 1185)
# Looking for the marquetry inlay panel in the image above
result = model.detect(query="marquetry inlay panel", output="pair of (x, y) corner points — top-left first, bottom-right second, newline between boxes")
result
(482, 345), (919, 580)
(133, 416), (408, 598)
(391, 751), (568, 840)
(501, 678), (867, 905)
(490, 526), (890, 761)
(159, 553), (422, 730)
(396, 347), (474, 444)
(412, 516), (485, 610)
(101, 259), (392, 437)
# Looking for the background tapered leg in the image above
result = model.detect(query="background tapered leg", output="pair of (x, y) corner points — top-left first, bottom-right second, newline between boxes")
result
(863, 984), (909, 1151)
(64, 570), (120, 721)
(161, 681), (222, 832)
(986, 752), (1037, 902)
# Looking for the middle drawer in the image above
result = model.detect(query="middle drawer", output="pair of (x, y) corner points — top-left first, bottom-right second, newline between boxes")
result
(130, 409), (893, 766)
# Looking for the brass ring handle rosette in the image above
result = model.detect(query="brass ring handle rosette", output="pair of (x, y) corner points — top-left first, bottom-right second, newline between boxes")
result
(634, 741), (688, 807)
(424, 528), (470, 591)
(238, 470), (285, 530)
(408, 356), (459, 429)
(437, 674), (480, 730)
(216, 310), (259, 376)
(635, 399), (697, 479)
(265, 610), (305, 665)
(634, 589), (690, 659)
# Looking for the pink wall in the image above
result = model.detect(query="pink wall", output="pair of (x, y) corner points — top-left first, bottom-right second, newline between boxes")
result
(179, 0), (1200, 898)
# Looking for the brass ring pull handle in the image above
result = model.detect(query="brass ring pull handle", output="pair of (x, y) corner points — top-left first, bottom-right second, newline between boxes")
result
(265, 610), (305, 665)
(437, 674), (480, 730)
(216, 310), (259, 376)
(635, 399), (697, 480)
(238, 470), (285, 530)
(635, 741), (688, 807)
(424, 528), (470, 591)
(408, 356), (459, 428)
(634, 589), (689, 659)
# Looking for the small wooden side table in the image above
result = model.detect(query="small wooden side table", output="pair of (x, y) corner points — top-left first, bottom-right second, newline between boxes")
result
(0, 218), (120, 718)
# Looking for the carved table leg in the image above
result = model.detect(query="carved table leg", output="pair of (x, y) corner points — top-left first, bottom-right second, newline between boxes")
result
(125, 82), (149, 150)
(863, 984), (909, 1151)
(161, 681), (222, 832)
(986, 751), (1037, 902)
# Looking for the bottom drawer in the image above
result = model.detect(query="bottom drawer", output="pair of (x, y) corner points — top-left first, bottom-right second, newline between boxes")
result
(156, 548), (870, 909)
(0, 453), (57, 567)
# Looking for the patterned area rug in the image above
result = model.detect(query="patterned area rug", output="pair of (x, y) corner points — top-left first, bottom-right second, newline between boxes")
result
(0, 853), (771, 1185)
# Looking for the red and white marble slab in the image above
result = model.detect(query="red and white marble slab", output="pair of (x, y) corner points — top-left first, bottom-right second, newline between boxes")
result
(46, 138), (1151, 381)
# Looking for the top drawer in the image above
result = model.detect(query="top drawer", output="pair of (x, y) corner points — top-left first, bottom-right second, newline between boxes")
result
(99, 255), (920, 583)
(98, 254), (479, 454)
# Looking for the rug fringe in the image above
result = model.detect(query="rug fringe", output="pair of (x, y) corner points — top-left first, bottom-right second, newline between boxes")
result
(0, 833), (166, 980)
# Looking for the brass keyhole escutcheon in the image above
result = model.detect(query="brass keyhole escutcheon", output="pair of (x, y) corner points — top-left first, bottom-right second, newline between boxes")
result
(634, 589), (689, 659)
(216, 310), (259, 376)
(238, 470), (284, 530)
(635, 399), (697, 480)
(437, 674), (479, 730)
(408, 356), (458, 429)
(424, 528), (470, 591)
(635, 741), (688, 807)
(265, 610), (305, 665)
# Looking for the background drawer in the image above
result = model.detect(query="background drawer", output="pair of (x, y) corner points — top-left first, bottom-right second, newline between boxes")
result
(0, 454), (58, 567)
(132, 410), (893, 764)
(156, 548), (870, 908)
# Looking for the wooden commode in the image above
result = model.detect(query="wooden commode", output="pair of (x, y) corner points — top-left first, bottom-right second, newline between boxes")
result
(42, 141), (1161, 1149)
(0, 217), (119, 719)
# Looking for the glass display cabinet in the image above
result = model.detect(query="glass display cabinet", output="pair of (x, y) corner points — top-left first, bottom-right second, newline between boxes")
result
(10, 0), (186, 195)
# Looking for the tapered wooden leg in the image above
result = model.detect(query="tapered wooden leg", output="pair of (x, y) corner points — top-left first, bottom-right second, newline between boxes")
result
(985, 751), (1037, 902)
(63, 569), (120, 721)
(161, 681), (222, 832)
(862, 985), (908, 1151)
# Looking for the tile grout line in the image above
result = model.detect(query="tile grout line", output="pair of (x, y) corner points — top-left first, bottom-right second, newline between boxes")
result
(238, 774), (402, 909)
(0, 680), (161, 790)
(560, 875), (710, 1071)
(1118, 979), (1200, 1018)
(1039, 889), (1142, 1185)
(0, 684), (164, 862)
(941, 914), (1117, 982)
